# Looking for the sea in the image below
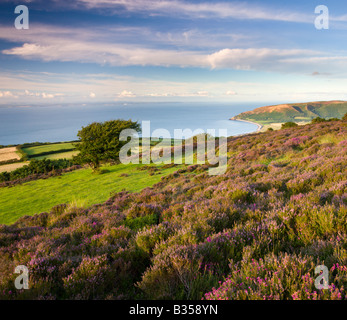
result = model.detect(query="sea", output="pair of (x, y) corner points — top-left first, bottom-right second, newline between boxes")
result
(0, 102), (264, 145)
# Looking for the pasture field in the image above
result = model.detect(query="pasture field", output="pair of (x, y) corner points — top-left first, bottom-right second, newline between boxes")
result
(33, 150), (80, 160)
(0, 161), (29, 173)
(0, 163), (182, 225)
(22, 142), (77, 157)
(0, 147), (21, 162)
(0, 142), (79, 173)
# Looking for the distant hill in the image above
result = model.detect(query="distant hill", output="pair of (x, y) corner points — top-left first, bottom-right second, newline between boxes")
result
(231, 100), (347, 125)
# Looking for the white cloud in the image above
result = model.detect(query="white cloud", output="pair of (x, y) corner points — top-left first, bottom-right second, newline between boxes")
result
(145, 93), (172, 97)
(225, 90), (236, 95)
(1, 24), (347, 75)
(2, 0), (317, 24)
(89, 92), (96, 98)
(2, 42), (204, 68)
(0, 91), (15, 98)
(195, 91), (209, 96)
(207, 48), (316, 70)
(1, 70), (347, 105)
(153, 29), (250, 49)
(24, 89), (62, 99)
(25, 90), (41, 97)
(118, 90), (136, 98)
(144, 91), (210, 97)
(0, 38), (322, 73)
(77, 0), (311, 23)
(41, 92), (55, 99)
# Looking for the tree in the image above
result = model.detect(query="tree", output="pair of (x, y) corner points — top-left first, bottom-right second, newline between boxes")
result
(74, 119), (141, 171)
(281, 122), (298, 129)
(311, 117), (326, 124)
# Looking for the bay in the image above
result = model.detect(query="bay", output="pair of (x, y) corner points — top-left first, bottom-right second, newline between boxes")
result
(0, 102), (261, 145)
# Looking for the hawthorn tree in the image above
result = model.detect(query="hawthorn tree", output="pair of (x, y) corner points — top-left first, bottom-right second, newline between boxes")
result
(74, 119), (140, 171)
(281, 121), (298, 129)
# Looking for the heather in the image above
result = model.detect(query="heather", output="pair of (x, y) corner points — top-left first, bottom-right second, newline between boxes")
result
(0, 120), (346, 300)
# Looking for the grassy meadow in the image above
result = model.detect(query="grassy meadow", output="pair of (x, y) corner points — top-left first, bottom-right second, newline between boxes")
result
(22, 142), (79, 160)
(0, 142), (79, 174)
(32, 150), (79, 160)
(22, 142), (76, 156)
(0, 163), (181, 225)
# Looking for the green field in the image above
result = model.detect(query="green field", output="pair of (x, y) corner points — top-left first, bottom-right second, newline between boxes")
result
(0, 163), (181, 225)
(22, 142), (77, 158)
(33, 150), (79, 160)
(0, 142), (79, 173)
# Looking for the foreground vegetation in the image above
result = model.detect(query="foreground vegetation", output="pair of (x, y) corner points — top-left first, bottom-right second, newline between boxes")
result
(0, 163), (181, 225)
(0, 159), (77, 184)
(0, 119), (345, 300)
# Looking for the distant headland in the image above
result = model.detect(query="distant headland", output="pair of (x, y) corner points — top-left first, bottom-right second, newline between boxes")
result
(231, 100), (347, 131)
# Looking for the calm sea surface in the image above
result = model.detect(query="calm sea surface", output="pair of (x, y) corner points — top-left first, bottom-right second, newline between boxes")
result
(0, 102), (262, 145)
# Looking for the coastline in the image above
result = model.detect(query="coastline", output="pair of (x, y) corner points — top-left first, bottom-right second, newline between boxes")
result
(229, 117), (263, 133)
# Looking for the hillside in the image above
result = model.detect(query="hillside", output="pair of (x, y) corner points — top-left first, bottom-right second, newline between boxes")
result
(232, 100), (347, 126)
(0, 119), (346, 300)
(0, 163), (182, 225)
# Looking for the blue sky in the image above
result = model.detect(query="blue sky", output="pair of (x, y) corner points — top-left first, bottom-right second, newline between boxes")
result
(1, 0), (347, 105)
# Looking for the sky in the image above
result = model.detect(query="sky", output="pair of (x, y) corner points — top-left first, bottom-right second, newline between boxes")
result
(1, 0), (347, 105)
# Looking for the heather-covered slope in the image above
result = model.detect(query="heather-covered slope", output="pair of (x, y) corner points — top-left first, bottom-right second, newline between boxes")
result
(232, 101), (347, 125)
(0, 120), (346, 300)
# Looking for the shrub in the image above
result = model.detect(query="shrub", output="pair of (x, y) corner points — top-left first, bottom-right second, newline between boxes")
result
(311, 117), (326, 124)
(135, 222), (174, 254)
(0, 159), (79, 184)
(204, 252), (346, 300)
(281, 122), (298, 129)
(123, 213), (159, 231)
(137, 244), (204, 299)
(63, 255), (112, 299)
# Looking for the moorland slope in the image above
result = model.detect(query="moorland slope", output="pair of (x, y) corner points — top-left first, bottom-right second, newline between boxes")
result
(0, 120), (346, 300)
